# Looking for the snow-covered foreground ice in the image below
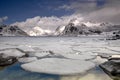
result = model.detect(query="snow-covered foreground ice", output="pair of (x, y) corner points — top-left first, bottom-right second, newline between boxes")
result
(0, 36), (120, 75)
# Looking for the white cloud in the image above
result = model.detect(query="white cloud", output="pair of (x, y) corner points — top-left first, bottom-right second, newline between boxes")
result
(85, 6), (120, 24)
(58, 0), (120, 24)
(58, 0), (98, 13)
(0, 16), (8, 23)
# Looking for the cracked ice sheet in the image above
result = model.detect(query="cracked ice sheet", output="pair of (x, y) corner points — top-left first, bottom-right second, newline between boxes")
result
(73, 40), (107, 47)
(18, 57), (38, 63)
(35, 43), (74, 54)
(21, 58), (95, 75)
(107, 40), (120, 47)
(28, 52), (50, 57)
(106, 46), (120, 52)
(61, 52), (97, 60)
(0, 44), (17, 50)
(93, 48), (120, 55)
(73, 46), (100, 53)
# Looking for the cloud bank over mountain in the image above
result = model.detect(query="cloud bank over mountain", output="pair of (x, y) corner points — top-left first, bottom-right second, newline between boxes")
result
(11, 14), (83, 34)
(58, 0), (120, 24)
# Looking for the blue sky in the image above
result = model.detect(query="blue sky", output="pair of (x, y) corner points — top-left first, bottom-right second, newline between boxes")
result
(0, 0), (107, 24)
(0, 0), (73, 24)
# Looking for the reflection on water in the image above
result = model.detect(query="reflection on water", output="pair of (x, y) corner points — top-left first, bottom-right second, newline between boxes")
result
(0, 63), (113, 80)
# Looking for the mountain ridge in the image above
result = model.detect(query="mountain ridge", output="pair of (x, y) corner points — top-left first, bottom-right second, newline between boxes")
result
(0, 24), (29, 36)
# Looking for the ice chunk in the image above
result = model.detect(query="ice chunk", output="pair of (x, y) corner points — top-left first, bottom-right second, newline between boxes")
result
(0, 44), (17, 50)
(92, 56), (108, 64)
(21, 58), (95, 75)
(18, 46), (35, 52)
(18, 57), (37, 63)
(0, 49), (25, 57)
(73, 46), (100, 52)
(28, 51), (50, 57)
(93, 48), (120, 55)
(61, 53), (96, 60)
(37, 43), (73, 54)
(107, 47), (120, 52)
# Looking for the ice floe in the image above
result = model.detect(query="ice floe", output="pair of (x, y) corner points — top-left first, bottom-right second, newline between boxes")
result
(73, 46), (100, 52)
(18, 57), (37, 63)
(0, 37), (120, 76)
(0, 49), (25, 57)
(28, 51), (50, 57)
(92, 56), (108, 64)
(93, 48), (120, 55)
(61, 53), (96, 60)
(21, 58), (95, 75)
(106, 46), (120, 52)
(18, 46), (35, 52)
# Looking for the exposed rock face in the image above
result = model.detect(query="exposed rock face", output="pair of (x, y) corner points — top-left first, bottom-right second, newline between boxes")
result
(107, 31), (120, 40)
(0, 48), (26, 66)
(0, 53), (17, 66)
(100, 58), (120, 77)
(62, 22), (89, 36)
(55, 19), (120, 36)
(55, 19), (104, 36)
(0, 24), (28, 36)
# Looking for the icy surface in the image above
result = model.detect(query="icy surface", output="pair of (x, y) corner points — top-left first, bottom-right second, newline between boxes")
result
(21, 58), (95, 75)
(0, 48), (25, 57)
(28, 52), (50, 57)
(61, 53), (96, 60)
(18, 57), (38, 63)
(0, 36), (120, 75)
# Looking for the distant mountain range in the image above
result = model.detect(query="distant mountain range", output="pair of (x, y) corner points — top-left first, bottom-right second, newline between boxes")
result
(55, 19), (120, 36)
(0, 18), (120, 36)
(0, 24), (28, 36)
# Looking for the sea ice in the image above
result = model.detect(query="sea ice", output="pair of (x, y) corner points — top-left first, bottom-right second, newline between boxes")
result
(91, 56), (108, 64)
(21, 58), (95, 75)
(106, 46), (120, 52)
(61, 53), (96, 60)
(93, 48), (120, 55)
(18, 57), (37, 63)
(0, 49), (25, 57)
(73, 46), (100, 52)
(28, 51), (50, 58)
(18, 46), (35, 52)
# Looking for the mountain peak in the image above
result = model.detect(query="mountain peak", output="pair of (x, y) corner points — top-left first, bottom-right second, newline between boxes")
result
(0, 25), (28, 36)
(69, 18), (79, 26)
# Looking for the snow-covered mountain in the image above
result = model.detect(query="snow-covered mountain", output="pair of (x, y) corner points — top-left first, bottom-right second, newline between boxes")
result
(28, 26), (53, 36)
(54, 26), (65, 35)
(55, 18), (120, 36)
(1, 18), (120, 36)
(55, 19), (102, 36)
(0, 24), (28, 36)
